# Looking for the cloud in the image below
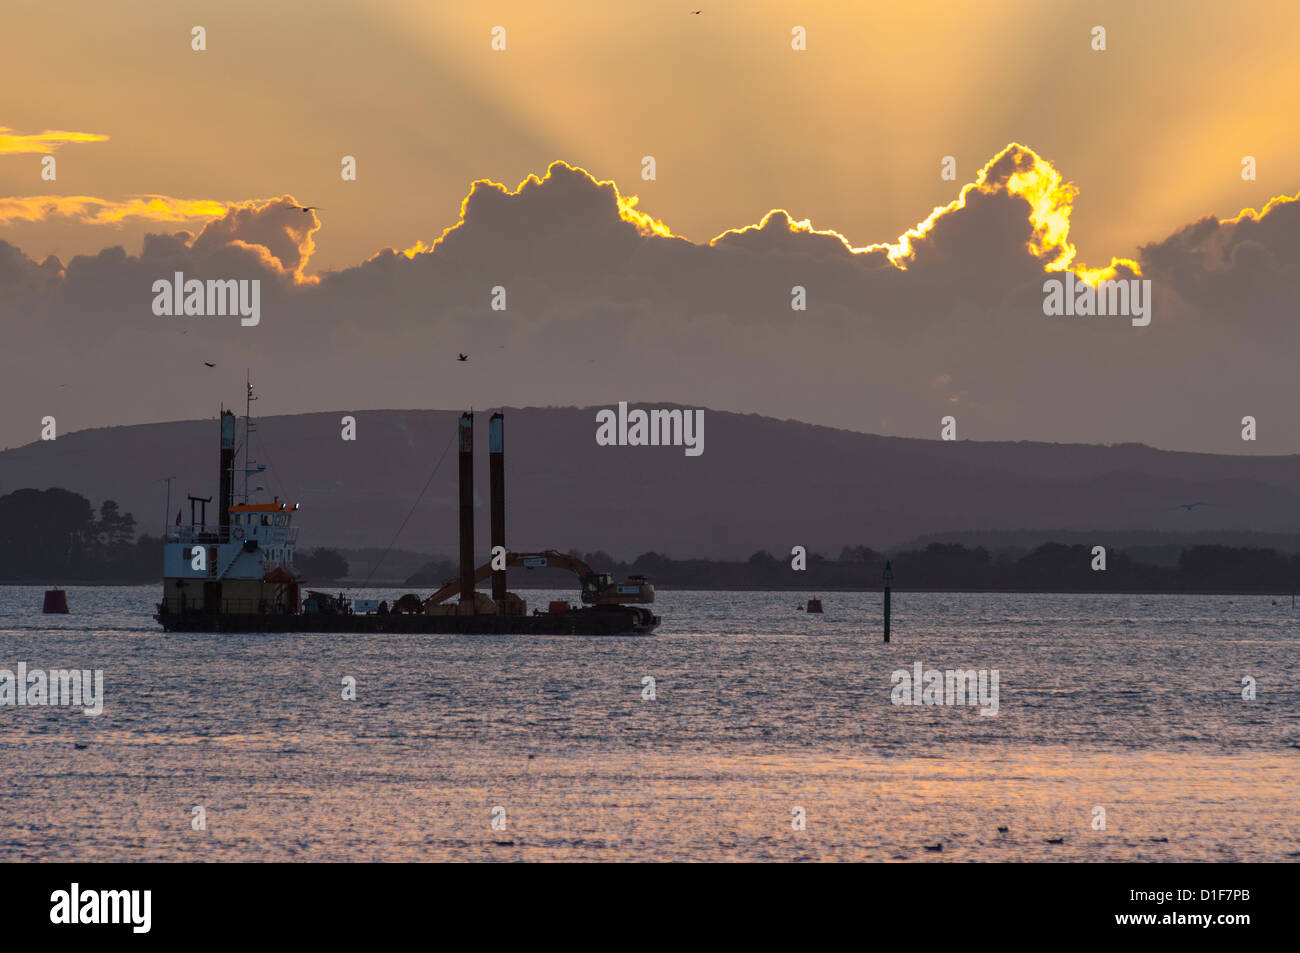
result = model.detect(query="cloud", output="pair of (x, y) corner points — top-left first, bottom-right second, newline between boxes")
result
(1, 148), (1298, 455)
(1140, 192), (1300, 297)
(710, 143), (1139, 284)
(0, 194), (320, 280)
(189, 195), (321, 281)
(0, 194), (227, 226)
(0, 127), (109, 155)
(397, 160), (675, 260)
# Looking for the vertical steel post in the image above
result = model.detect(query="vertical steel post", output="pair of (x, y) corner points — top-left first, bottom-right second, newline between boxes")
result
(883, 559), (893, 643)
(219, 410), (236, 536)
(489, 413), (506, 603)
(458, 413), (475, 608)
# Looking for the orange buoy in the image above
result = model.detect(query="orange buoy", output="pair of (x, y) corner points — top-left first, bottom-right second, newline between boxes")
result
(806, 598), (823, 614)
(43, 589), (69, 613)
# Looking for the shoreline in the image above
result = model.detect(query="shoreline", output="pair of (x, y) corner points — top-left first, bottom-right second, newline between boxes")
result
(1, 581), (1296, 597)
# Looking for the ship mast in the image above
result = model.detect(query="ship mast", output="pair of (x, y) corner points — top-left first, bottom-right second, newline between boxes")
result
(242, 372), (258, 504)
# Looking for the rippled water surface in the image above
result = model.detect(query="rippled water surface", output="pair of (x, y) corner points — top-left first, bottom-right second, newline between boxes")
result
(1, 586), (1296, 861)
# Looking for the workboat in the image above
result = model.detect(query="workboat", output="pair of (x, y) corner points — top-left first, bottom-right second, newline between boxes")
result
(154, 388), (659, 635)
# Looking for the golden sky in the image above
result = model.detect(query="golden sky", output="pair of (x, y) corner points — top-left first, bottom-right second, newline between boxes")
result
(3, 0), (1298, 274)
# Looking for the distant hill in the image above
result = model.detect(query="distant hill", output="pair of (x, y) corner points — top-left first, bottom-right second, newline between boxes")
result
(2, 407), (1299, 560)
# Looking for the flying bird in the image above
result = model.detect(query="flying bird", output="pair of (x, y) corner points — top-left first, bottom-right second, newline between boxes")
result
(290, 205), (320, 213)
(203, 362), (215, 368)
(1174, 502), (1209, 511)
(690, 9), (702, 13)
(457, 354), (468, 362)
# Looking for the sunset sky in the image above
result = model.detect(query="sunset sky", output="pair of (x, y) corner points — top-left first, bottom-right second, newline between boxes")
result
(2, 0), (1298, 453)
(5, 0), (1296, 270)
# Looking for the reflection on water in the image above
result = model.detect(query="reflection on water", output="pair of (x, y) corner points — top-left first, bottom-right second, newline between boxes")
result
(0, 586), (1296, 861)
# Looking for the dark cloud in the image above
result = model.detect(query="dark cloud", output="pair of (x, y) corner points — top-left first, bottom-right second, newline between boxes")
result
(1139, 200), (1300, 318)
(1, 155), (1297, 455)
(188, 195), (319, 278)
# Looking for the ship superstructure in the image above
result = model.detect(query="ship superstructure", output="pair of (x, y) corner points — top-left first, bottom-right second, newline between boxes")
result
(159, 393), (302, 617)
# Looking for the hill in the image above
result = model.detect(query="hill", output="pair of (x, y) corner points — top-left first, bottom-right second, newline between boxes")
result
(2, 407), (1299, 560)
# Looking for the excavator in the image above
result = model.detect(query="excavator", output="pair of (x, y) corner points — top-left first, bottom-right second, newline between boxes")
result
(424, 550), (655, 609)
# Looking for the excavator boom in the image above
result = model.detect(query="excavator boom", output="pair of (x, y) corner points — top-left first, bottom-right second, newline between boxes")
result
(425, 550), (655, 607)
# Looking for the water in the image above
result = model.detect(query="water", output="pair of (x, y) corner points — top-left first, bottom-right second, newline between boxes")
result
(1, 586), (1296, 861)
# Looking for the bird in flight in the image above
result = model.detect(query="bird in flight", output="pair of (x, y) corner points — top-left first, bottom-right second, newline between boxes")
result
(457, 354), (468, 362)
(203, 362), (215, 368)
(290, 205), (320, 213)
(1174, 502), (1209, 511)
(690, 9), (702, 14)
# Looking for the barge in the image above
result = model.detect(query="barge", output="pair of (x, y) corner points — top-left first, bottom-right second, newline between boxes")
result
(155, 393), (659, 635)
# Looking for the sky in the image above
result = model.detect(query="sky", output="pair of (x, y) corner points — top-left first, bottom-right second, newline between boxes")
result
(1, 0), (1298, 453)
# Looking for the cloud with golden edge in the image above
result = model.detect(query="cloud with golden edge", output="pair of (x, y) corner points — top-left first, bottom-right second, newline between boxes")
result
(190, 195), (322, 284)
(397, 160), (673, 258)
(0, 194), (227, 226)
(382, 150), (1296, 290)
(0, 193), (320, 283)
(712, 143), (1142, 285)
(1222, 192), (1300, 226)
(0, 127), (110, 155)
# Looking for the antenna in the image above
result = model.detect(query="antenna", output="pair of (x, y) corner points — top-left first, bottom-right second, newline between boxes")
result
(159, 475), (177, 532)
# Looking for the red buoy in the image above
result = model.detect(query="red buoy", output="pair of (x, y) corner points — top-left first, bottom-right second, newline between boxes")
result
(806, 598), (823, 614)
(43, 589), (69, 613)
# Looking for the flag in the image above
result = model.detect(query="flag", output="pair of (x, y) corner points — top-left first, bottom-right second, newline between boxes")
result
(175, 509), (182, 525)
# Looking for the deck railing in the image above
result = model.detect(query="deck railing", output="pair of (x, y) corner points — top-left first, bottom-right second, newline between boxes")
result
(164, 525), (299, 545)
(165, 524), (229, 544)
(159, 597), (298, 615)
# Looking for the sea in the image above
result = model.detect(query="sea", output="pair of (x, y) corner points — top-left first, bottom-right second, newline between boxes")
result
(0, 586), (1296, 862)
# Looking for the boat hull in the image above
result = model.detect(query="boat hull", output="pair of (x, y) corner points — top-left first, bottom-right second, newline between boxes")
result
(155, 604), (659, 635)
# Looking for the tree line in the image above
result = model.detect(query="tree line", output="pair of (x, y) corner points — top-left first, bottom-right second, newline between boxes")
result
(4, 487), (1298, 592)
(406, 542), (1300, 593)
(0, 487), (351, 583)
(0, 488), (158, 581)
